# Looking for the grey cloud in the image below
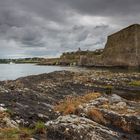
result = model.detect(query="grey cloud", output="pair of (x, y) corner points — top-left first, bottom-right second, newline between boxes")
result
(56, 0), (140, 17)
(25, 49), (60, 58)
(0, 0), (139, 58)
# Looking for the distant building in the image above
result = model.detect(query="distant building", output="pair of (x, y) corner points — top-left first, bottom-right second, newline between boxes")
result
(77, 48), (81, 52)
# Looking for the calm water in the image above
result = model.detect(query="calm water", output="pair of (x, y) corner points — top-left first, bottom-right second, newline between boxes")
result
(0, 64), (139, 81)
(0, 64), (81, 81)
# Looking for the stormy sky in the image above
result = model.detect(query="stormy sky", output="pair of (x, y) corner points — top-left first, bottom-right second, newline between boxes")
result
(0, 0), (140, 58)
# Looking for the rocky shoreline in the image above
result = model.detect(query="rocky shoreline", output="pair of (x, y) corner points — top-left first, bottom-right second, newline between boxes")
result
(0, 70), (140, 139)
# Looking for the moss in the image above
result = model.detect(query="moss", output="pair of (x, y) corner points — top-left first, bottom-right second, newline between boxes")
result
(0, 127), (33, 140)
(0, 128), (34, 140)
(129, 80), (140, 86)
(0, 128), (19, 139)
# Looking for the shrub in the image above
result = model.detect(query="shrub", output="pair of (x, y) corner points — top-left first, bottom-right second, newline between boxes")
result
(113, 119), (131, 133)
(87, 108), (106, 124)
(0, 111), (9, 119)
(54, 92), (101, 115)
(19, 127), (33, 139)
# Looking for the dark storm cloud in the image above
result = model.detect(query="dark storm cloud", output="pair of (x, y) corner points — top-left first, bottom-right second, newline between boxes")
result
(56, 0), (140, 16)
(0, 0), (140, 58)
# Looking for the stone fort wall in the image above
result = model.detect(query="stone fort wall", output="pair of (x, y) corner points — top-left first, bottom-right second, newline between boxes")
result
(102, 24), (140, 67)
(79, 24), (140, 67)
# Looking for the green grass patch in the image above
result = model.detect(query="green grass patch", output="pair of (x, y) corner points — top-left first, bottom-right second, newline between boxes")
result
(0, 127), (33, 140)
(129, 81), (140, 86)
(104, 85), (114, 94)
(34, 121), (46, 134)
(0, 128), (19, 140)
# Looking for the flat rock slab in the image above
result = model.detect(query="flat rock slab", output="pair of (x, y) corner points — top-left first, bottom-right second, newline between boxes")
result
(46, 115), (139, 140)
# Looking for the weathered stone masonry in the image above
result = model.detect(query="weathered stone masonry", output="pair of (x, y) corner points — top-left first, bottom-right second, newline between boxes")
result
(79, 24), (140, 67)
(102, 24), (140, 67)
